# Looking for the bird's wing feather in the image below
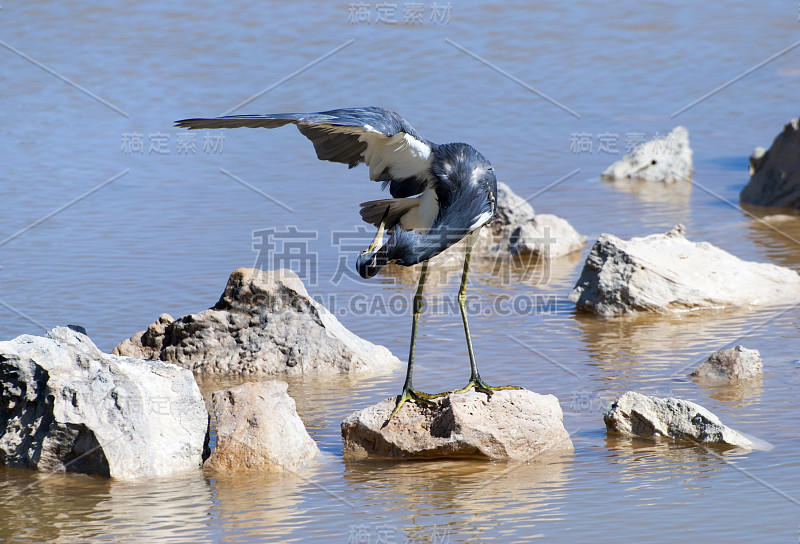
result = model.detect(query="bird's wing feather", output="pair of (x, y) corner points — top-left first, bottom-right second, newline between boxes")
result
(175, 107), (435, 198)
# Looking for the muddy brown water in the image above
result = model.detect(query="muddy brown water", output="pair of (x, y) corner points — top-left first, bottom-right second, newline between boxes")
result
(1, 1), (800, 542)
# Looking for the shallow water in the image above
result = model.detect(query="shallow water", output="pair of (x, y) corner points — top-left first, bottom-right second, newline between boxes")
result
(2, 1), (800, 542)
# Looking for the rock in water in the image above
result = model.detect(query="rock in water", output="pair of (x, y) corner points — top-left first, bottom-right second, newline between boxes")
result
(741, 118), (800, 208)
(205, 381), (319, 471)
(604, 391), (753, 449)
(0, 327), (209, 479)
(506, 214), (586, 258)
(690, 346), (763, 384)
(114, 268), (400, 374)
(421, 181), (584, 268)
(490, 181), (537, 229)
(479, 181), (585, 258)
(569, 225), (800, 316)
(601, 126), (693, 184)
(341, 389), (573, 461)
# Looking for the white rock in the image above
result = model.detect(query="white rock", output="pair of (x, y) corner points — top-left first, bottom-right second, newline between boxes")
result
(569, 225), (800, 316)
(690, 346), (762, 383)
(473, 181), (584, 259)
(506, 214), (587, 258)
(604, 391), (754, 449)
(0, 326), (209, 480)
(741, 118), (800, 208)
(601, 126), (693, 184)
(205, 381), (319, 471)
(490, 181), (536, 230)
(341, 389), (573, 461)
(114, 268), (400, 375)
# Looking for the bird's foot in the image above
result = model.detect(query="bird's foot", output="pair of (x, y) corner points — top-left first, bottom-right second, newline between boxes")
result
(384, 386), (448, 424)
(453, 377), (523, 398)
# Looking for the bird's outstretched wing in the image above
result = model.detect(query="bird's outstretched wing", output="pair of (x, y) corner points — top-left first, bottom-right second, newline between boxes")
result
(175, 107), (435, 198)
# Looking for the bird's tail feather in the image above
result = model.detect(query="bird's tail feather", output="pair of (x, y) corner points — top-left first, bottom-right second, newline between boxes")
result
(359, 198), (418, 228)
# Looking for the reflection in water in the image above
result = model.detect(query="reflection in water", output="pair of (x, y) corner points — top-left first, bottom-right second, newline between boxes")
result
(0, 470), (108, 543)
(603, 435), (734, 486)
(604, 177), (693, 208)
(692, 376), (764, 405)
(570, 305), (785, 372)
(343, 455), (571, 542)
(568, 305), (788, 413)
(741, 209), (800, 269)
(481, 250), (585, 292)
(0, 469), (215, 544)
(572, 308), (758, 369)
(206, 470), (307, 542)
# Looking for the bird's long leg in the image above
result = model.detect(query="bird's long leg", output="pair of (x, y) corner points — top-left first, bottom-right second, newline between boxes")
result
(386, 260), (443, 422)
(454, 230), (523, 397)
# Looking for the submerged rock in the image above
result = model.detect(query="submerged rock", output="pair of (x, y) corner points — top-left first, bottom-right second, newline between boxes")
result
(205, 381), (319, 471)
(0, 327), (209, 479)
(114, 268), (400, 375)
(690, 346), (762, 384)
(601, 126), (693, 184)
(741, 118), (800, 208)
(569, 225), (800, 316)
(604, 391), (753, 449)
(341, 389), (573, 461)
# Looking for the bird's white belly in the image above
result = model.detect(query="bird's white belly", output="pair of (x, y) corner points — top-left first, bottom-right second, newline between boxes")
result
(399, 187), (439, 232)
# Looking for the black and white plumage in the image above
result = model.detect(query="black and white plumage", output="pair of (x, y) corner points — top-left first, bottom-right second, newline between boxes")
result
(175, 107), (497, 278)
(175, 107), (517, 419)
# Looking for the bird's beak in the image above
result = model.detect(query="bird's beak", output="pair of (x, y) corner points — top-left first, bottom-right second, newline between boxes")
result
(356, 207), (389, 279)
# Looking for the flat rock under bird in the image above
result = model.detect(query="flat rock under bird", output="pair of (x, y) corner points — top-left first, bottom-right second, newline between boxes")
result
(175, 107), (521, 420)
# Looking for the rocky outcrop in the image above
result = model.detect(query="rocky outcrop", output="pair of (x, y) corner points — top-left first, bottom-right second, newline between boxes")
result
(569, 225), (800, 316)
(604, 391), (754, 449)
(478, 182), (585, 258)
(489, 181), (537, 230)
(341, 389), (573, 461)
(114, 268), (400, 375)
(0, 326), (209, 479)
(741, 118), (800, 208)
(690, 346), (762, 384)
(205, 381), (319, 471)
(504, 214), (586, 258)
(601, 126), (693, 184)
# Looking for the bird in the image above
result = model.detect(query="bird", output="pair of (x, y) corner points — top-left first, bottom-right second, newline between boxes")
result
(175, 107), (520, 420)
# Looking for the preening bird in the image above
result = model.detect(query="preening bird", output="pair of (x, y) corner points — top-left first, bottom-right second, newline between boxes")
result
(175, 107), (519, 419)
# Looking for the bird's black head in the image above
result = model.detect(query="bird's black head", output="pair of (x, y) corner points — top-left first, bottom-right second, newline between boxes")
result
(355, 228), (423, 278)
(356, 247), (384, 279)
